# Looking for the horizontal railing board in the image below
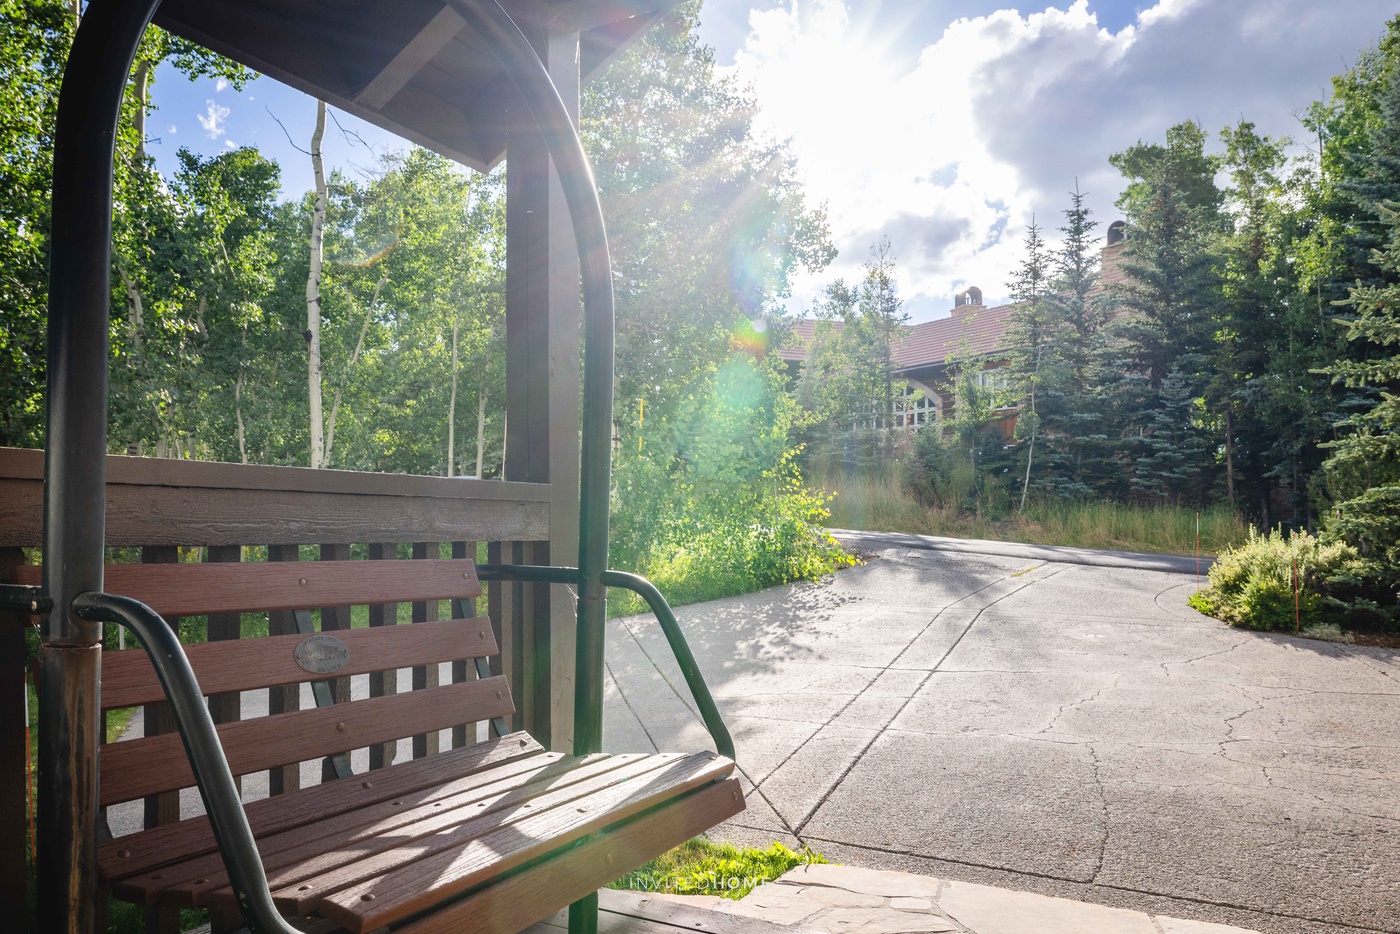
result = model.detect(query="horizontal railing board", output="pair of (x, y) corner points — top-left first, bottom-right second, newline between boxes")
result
(0, 448), (549, 500)
(14, 559), (482, 619)
(0, 482), (548, 548)
(101, 616), (499, 711)
(100, 677), (516, 806)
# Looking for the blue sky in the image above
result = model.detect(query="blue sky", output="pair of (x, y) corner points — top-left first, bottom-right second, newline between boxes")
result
(147, 0), (1399, 321)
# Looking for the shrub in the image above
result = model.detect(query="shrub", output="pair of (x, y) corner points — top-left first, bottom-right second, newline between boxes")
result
(1189, 528), (1359, 631)
(611, 354), (856, 610)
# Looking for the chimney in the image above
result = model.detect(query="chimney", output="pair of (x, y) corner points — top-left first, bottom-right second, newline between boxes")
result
(952, 286), (982, 316)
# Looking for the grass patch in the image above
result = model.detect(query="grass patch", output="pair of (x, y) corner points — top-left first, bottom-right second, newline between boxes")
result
(608, 839), (827, 900)
(819, 471), (1250, 555)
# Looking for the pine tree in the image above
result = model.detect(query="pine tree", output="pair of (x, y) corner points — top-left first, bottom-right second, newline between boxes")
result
(1006, 218), (1053, 509)
(1038, 185), (1116, 498)
(1319, 201), (1400, 611)
(1211, 121), (1288, 514)
(1131, 359), (1209, 505)
(1109, 121), (1225, 386)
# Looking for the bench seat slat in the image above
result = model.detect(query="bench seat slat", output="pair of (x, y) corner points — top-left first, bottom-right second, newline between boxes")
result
(99, 732), (546, 881)
(115, 751), (583, 903)
(100, 677), (515, 806)
(133, 753), (643, 908)
(262, 754), (690, 914)
(102, 616), (500, 711)
(396, 779), (746, 934)
(304, 751), (732, 931)
(14, 558), (482, 616)
(108, 753), (572, 900)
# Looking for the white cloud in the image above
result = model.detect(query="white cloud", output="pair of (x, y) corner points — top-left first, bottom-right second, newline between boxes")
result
(167, 124), (177, 134)
(224, 139), (237, 149)
(724, 0), (1396, 320)
(215, 78), (229, 92)
(197, 99), (230, 139)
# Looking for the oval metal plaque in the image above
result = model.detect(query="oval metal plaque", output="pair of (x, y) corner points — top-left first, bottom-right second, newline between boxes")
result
(294, 634), (349, 675)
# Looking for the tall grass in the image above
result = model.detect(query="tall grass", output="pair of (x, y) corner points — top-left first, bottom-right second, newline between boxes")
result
(818, 470), (1251, 555)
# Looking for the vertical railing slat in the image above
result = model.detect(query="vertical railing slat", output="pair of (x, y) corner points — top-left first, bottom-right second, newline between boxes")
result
(410, 542), (441, 758)
(139, 545), (180, 934)
(318, 543), (352, 782)
(367, 542), (398, 769)
(265, 544), (300, 797)
(450, 540), (476, 748)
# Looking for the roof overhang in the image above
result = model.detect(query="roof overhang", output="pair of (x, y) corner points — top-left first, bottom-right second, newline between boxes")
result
(153, 0), (682, 172)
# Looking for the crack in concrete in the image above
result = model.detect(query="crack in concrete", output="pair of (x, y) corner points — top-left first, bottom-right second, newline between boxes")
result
(1087, 741), (1111, 884)
(1039, 674), (1122, 737)
(786, 565), (1073, 838)
(605, 659), (661, 755)
(611, 614), (799, 840)
(1159, 638), (1251, 677)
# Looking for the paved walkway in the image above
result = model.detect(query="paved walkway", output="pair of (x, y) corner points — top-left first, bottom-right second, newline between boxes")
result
(601, 542), (1400, 934)
(663, 863), (1262, 934)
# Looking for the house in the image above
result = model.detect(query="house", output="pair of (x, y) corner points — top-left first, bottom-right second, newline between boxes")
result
(777, 224), (1128, 434)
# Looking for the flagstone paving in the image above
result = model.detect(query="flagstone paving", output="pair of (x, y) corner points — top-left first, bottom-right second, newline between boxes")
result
(662, 863), (1263, 934)
(602, 541), (1400, 934)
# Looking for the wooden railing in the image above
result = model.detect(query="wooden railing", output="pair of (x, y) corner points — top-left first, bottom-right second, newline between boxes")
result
(0, 447), (556, 933)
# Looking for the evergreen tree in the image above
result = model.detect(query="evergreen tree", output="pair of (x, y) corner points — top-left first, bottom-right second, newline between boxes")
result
(1109, 121), (1225, 499)
(1109, 121), (1226, 386)
(1131, 359), (1209, 505)
(1037, 186), (1117, 498)
(1005, 218), (1054, 509)
(1318, 202), (1400, 612)
(1210, 121), (1289, 514)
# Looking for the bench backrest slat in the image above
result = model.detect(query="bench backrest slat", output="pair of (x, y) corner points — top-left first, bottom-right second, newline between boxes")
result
(13, 558), (482, 617)
(100, 677), (515, 807)
(101, 617), (500, 711)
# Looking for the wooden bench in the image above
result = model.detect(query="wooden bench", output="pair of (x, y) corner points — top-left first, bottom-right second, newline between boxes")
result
(45, 556), (744, 933)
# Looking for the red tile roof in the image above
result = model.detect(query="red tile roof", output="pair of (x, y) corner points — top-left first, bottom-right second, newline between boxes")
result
(776, 303), (1016, 371)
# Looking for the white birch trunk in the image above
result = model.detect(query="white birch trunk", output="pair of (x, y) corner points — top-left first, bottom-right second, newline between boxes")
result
(475, 387), (488, 479)
(306, 100), (328, 468)
(131, 60), (150, 164)
(235, 371), (249, 464)
(324, 274), (385, 467)
(447, 319), (459, 477)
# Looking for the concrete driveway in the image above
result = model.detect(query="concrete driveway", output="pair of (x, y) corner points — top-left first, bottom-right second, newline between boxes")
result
(601, 542), (1400, 934)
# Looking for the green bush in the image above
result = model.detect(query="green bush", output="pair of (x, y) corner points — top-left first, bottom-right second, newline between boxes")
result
(611, 354), (856, 610)
(1189, 528), (1359, 631)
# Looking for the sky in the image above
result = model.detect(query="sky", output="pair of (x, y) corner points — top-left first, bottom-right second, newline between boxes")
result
(148, 0), (1399, 323)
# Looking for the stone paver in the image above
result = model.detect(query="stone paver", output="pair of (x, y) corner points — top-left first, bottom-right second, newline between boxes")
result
(708, 864), (1262, 934)
(604, 546), (1400, 934)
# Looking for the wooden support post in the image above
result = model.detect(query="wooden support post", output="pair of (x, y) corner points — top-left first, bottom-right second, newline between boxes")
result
(505, 15), (581, 753)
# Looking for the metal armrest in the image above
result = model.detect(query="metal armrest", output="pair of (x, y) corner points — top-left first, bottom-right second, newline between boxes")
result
(73, 593), (301, 934)
(476, 565), (736, 762)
